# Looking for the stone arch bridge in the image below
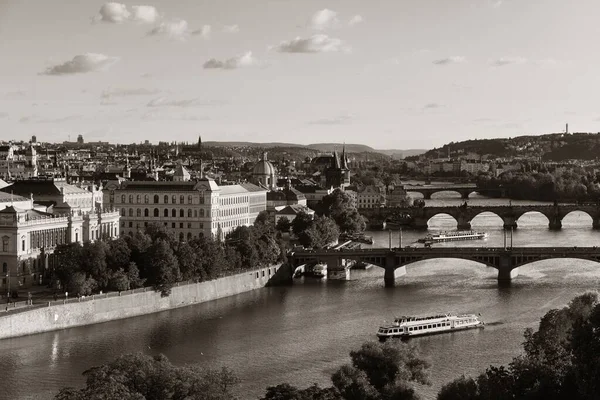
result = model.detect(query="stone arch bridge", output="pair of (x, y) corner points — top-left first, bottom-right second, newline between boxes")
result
(360, 204), (600, 230)
(402, 184), (507, 199)
(290, 246), (600, 287)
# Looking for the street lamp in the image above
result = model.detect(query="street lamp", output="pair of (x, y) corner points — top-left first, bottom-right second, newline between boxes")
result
(5, 272), (9, 304)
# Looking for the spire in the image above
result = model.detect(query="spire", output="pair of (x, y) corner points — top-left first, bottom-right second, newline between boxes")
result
(198, 135), (202, 148)
(333, 150), (341, 169)
(341, 143), (348, 169)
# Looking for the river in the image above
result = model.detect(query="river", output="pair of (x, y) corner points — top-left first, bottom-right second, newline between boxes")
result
(1, 194), (600, 400)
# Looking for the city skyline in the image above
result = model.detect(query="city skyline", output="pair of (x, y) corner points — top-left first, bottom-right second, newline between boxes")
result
(2, 0), (600, 147)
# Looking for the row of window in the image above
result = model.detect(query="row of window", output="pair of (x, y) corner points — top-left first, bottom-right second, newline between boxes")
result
(122, 221), (204, 230)
(219, 196), (249, 206)
(407, 322), (450, 332)
(121, 208), (208, 218)
(119, 194), (206, 205)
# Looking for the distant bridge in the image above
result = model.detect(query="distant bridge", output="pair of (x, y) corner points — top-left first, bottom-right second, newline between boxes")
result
(289, 246), (600, 287)
(402, 183), (507, 199)
(359, 204), (600, 230)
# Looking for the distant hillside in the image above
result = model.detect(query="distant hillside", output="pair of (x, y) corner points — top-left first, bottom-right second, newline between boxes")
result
(203, 141), (425, 158)
(412, 132), (600, 161)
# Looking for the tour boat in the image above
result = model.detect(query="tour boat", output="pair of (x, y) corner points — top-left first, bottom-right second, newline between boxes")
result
(376, 313), (484, 341)
(418, 230), (488, 244)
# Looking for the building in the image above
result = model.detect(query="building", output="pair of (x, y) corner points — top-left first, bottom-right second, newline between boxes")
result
(251, 152), (277, 189)
(355, 185), (386, 209)
(0, 178), (103, 211)
(104, 177), (267, 241)
(172, 165), (191, 182)
(275, 204), (315, 224)
(386, 186), (411, 208)
(0, 195), (120, 293)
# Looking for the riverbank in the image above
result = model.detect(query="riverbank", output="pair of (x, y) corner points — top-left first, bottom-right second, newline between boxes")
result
(0, 264), (289, 340)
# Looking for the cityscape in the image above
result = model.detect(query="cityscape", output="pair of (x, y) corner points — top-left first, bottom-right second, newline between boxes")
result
(3, 1), (600, 399)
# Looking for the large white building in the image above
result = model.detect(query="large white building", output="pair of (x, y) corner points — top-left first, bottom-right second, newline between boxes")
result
(104, 176), (267, 241)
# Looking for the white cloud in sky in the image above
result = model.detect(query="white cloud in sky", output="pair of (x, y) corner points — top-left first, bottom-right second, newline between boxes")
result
(424, 103), (443, 109)
(94, 3), (159, 24)
(131, 5), (159, 23)
(491, 57), (527, 66)
(101, 88), (160, 99)
(95, 2), (130, 23)
(432, 56), (466, 65)
(348, 15), (363, 26)
(309, 113), (354, 125)
(222, 24), (240, 33)
(42, 53), (119, 75)
(147, 97), (218, 107)
(492, 0), (503, 8)
(148, 20), (189, 40)
(309, 9), (339, 30)
(191, 25), (211, 38)
(203, 52), (257, 69)
(274, 34), (346, 53)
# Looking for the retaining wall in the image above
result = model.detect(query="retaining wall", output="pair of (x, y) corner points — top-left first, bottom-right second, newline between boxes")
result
(0, 264), (289, 340)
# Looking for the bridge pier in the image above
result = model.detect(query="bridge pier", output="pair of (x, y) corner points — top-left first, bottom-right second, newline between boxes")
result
(423, 193), (432, 200)
(384, 266), (406, 287)
(326, 257), (350, 281)
(411, 217), (429, 230)
(460, 191), (470, 199)
(548, 218), (562, 230)
(497, 267), (519, 285)
(502, 216), (518, 230)
(457, 217), (471, 230)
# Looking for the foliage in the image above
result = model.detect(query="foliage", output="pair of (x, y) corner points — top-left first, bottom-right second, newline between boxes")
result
(54, 353), (239, 400)
(297, 215), (340, 249)
(438, 292), (600, 400)
(276, 217), (292, 233)
(320, 189), (366, 234)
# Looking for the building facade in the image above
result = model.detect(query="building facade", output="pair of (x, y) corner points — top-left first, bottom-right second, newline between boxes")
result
(104, 177), (267, 241)
(0, 203), (120, 293)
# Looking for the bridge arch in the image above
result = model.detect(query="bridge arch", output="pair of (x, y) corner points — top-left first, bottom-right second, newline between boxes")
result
(514, 210), (550, 227)
(468, 210), (504, 227)
(426, 213), (459, 229)
(429, 190), (469, 199)
(560, 210), (594, 228)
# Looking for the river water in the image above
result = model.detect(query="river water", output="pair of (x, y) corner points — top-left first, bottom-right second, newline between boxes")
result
(2, 194), (600, 400)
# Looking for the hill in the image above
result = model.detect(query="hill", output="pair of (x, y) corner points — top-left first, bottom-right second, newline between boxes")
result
(411, 132), (600, 161)
(203, 141), (426, 158)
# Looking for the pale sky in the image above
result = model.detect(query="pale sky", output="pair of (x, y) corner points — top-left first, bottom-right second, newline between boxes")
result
(1, 0), (600, 149)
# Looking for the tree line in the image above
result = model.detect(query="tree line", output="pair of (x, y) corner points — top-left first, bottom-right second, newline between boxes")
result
(52, 211), (287, 297)
(55, 291), (600, 399)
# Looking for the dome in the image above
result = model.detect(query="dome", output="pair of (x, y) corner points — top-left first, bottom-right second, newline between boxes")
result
(252, 152), (276, 176)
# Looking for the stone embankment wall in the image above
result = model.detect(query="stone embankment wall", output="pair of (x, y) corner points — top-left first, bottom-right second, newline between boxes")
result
(0, 264), (291, 340)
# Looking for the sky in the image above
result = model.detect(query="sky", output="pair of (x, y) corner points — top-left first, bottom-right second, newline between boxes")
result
(2, 0), (600, 149)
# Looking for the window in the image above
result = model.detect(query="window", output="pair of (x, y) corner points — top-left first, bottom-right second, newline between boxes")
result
(137, 209), (141, 217)
(200, 209), (205, 217)
(180, 195), (184, 204)
(22, 239), (25, 251)
(180, 209), (184, 218)
(121, 208), (126, 216)
(200, 196), (204, 205)
(154, 195), (159, 204)
(2, 262), (6, 273)
(129, 222), (133, 228)
(172, 195), (176, 204)
(144, 208), (149, 217)
(194, 210), (197, 218)
(172, 223), (176, 228)
(129, 195), (133, 203)
(172, 209), (176, 218)
(136, 195), (141, 203)
(188, 195), (192, 204)
(164, 209), (169, 217)
(187, 223), (192, 228)
(144, 195), (149, 204)
(188, 209), (192, 218)
(121, 194), (126, 203)
(154, 208), (159, 217)
(164, 195), (169, 204)
(180, 223), (183, 228)
(187, 232), (192, 240)
(129, 209), (133, 217)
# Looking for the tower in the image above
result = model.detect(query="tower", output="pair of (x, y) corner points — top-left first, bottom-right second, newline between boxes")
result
(198, 135), (203, 178)
(566, 123), (569, 134)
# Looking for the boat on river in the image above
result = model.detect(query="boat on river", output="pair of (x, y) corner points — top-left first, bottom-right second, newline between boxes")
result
(339, 233), (374, 245)
(418, 230), (488, 244)
(377, 313), (484, 341)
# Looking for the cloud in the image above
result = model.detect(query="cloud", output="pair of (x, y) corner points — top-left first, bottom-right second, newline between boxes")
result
(94, 3), (159, 24)
(424, 103), (443, 109)
(146, 97), (222, 108)
(42, 53), (119, 75)
(191, 25), (211, 38)
(491, 57), (527, 66)
(309, 114), (354, 125)
(274, 34), (346, 53)
(147, 20), (189, 40)
(432, 56), (466, 65)
(222, 24), (239, 33)
(492, 0), (503, 8)
(131, 5), (159, 23)
(101, 88), (160, 99)
(95, 2), (130, 23)
(348, 15), (363, 26)
(203, 52), (257, 70)
(20, 114), (83, 123)
(309, 9), (339, 30)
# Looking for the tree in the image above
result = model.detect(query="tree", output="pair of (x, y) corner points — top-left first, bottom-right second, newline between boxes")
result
(276, 217), (292, 233)
(147, 239), (181, 296)
(54, 353), (239, 400)
(292, 211), (314, 237)
(320, 189), (366, 234)
(298, 216), (339, 249)
(437, 376), (478, 400)
(80, 241), (111, 290)
(108, 268), (130, 292)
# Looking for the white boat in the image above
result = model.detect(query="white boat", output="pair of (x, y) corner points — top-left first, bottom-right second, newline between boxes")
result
(311, 263), (327, 278)
(376, 313), (484, 341)
(418, 230), (488, 244)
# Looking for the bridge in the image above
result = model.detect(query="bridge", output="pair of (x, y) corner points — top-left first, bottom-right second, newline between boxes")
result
(402, 183), (507, 199)
(289, 246), (600, 287)
(359, 204), (600, 230)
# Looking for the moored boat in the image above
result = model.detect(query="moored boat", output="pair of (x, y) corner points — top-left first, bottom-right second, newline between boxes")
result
(418, 230), (488, 244)
(376, 313), (484, 341)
